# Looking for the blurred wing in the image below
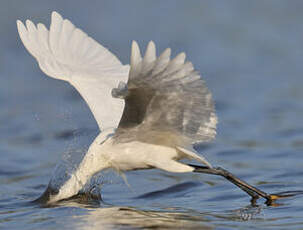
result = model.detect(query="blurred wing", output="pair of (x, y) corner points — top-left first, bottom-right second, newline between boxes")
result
(17, 11), (129, 131)
(113, 41), (217, 146)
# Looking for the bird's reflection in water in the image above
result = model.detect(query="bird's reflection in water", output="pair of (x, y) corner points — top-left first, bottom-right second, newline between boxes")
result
(73, 206), (213, 230)
(63, 200), (273, 230)
(49, 183), (300, 230)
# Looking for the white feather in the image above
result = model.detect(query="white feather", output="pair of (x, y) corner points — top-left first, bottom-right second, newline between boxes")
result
(152, 48), (171, 75)
(143, 41), (156, 66)
(141, 41), (156, 76)
(130, 40), (142, 67)
(17, 11), (130, 131)
(129, 41), (142, 79)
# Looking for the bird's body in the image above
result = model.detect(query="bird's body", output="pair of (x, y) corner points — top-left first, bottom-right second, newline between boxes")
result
(49, 129), (199, 203)
(17, 12), (281, 205)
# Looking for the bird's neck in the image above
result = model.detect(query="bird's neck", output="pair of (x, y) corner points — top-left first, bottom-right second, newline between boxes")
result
(49, 131), (114, 203)
(75, 131), (114, 185)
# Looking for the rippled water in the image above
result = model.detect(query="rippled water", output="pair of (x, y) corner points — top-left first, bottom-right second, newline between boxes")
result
(1, 1), (303, 229)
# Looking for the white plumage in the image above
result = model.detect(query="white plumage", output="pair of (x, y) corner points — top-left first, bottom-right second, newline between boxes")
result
(17, 12), (217, 203)
(17, 12), (129, 131)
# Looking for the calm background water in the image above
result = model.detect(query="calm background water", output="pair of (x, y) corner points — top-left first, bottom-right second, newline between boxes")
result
(1, 1), (303, 229)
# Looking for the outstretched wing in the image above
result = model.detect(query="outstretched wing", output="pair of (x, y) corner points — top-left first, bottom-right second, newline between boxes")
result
(113, 41), (217, 146)
(17, 11), (129, 131)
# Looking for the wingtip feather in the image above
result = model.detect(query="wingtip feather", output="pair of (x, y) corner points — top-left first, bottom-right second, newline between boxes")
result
(25, 19), (35, 30)
(174, 52), (186, 63)
(16, 19), (23, 28)
(52, 11), (63, 21)
(131, 40), (142, 66)
(158, 47), (171, 62)
(37, 23), (47, 31)
(16, 20), (29, 48)
(16, 20), (26, 36)
(143, 41), (156, 63)
(161, 48), (171, 58)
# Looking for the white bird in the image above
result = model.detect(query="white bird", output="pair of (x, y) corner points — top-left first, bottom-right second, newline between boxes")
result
(17, 12), (280, 205)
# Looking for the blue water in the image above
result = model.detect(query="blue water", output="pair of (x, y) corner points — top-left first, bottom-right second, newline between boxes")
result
(1, 1), (303, 229)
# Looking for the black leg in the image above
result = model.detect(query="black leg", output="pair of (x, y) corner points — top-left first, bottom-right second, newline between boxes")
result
(189, 164), (285, 204)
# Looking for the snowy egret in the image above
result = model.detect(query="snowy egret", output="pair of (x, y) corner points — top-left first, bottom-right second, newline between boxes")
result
(17, 12), (282, 205)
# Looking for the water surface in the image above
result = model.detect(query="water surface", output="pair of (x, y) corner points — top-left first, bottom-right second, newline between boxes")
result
(1, 1), (303, 229)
